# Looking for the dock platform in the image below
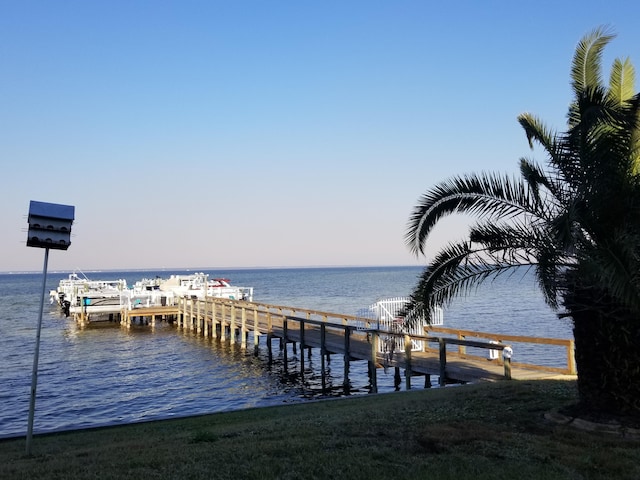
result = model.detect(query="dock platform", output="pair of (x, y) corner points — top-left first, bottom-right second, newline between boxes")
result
(111, 297), (577, 391)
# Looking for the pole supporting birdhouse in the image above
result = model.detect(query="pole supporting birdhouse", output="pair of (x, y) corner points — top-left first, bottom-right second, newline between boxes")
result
(25, 201), (74, 456)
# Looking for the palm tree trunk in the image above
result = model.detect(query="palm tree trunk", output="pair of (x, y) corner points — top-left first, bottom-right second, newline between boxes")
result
(568, 288), (640, 418)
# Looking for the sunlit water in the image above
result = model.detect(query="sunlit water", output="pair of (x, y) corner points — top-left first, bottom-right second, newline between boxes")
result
(0, 266), (572, 438)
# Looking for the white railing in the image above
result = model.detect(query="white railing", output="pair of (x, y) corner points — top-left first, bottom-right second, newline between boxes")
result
(355, 297), (443, 352)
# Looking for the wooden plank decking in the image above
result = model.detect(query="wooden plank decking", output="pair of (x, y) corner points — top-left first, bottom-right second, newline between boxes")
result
(116, 296), (577, 391)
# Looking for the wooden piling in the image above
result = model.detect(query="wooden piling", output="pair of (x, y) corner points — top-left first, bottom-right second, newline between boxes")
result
(283, 316), (289, 372)
(241, 307), (247, 349)
(266, 311), (273, 364)
(203, 299), (208, 337)
(320, 323), (327, 394)
(196, 298), (202, 334)
(439, 337), (447, 387)
(300, 319), (305, 380)
(253, 307), (260, 355)
(220, 303), (227, 341)
(343, 326), (351, 394)
(230, 304), (237, 342)
(405, 334), (412, 390)
(369, 331), (378, 393)
(211, 301), (218, 339)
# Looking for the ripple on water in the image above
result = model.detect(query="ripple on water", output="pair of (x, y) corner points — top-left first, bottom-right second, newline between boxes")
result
(0, 267), (573, 438)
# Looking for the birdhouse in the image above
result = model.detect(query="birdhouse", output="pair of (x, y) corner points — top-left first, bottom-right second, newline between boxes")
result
(26, 201), (75, 250)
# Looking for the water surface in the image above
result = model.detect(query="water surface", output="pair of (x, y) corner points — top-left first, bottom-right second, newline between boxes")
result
(0, 266), (572, 438)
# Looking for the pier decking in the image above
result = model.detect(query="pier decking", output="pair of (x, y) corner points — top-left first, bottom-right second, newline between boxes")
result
(89, 296), (579, 392)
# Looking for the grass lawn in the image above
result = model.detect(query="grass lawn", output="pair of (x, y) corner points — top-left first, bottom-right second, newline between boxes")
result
(1, 380), (639, 479)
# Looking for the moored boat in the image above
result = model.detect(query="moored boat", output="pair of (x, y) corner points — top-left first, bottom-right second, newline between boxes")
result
(51, 271), (254, 323)
(50, 271), (127, 317)
(153, 273), (253, 302)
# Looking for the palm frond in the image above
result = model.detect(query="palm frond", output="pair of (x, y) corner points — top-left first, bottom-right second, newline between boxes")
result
(608, 57), (636, 104)
(519, 157), (564, 212)
(518, 112), (556, 151)
(633, 125), (640, 176)
(403, 235), (541, 327)
(405, 173), (537, 256)
(571, 26), (615, 95)
(575, 231), (640, 312)
(518, 113), (577, 184)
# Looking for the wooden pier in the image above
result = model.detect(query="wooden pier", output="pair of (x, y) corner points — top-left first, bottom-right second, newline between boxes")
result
(113, 296), (577, 392)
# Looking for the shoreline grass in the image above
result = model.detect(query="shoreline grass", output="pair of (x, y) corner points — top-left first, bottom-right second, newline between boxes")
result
(2, 380), (639, 479)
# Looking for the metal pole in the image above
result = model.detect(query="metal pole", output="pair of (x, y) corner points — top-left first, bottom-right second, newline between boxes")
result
(26, 247), (49, 456)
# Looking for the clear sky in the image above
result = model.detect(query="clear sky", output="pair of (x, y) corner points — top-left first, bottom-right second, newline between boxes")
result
(2, 1), (639, 272)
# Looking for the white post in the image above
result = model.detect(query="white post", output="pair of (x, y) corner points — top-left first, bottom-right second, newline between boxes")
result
(26, 247), (49, 455)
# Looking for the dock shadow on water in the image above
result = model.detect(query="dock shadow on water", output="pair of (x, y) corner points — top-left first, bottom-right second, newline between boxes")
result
(180, 325), (402, 401)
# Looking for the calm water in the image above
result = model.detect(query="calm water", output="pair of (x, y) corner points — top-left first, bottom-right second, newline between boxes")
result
(0, 266), (572, 438)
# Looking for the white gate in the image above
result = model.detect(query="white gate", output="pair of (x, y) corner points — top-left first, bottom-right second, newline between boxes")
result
(356, 297), (443, 353)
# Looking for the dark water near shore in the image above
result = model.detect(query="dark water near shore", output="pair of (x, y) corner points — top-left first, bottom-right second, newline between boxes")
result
(0, 266), (572, 438)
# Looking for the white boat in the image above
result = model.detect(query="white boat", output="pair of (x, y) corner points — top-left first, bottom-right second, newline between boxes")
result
(122, 273), (253, 310)
(50, 271), (127, 317)
(116, 273), (255, 320)
(355, 297), (443, 352)
(153, 273), (253, 302)
(52, 271), (254, 322)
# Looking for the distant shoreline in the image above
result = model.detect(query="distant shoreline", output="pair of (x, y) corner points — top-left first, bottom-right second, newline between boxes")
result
(0, 264), (423, 275)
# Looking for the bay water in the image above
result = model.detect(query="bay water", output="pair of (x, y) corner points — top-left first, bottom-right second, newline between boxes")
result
(0, 266), (573, 438)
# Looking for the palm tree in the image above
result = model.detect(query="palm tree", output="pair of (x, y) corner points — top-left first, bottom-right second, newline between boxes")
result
(404, 27), (640, 418)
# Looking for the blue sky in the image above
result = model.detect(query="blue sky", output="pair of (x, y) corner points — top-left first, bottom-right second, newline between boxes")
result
(2, 1), (639, 272)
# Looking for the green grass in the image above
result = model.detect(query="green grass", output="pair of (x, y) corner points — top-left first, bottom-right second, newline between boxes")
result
(2, 380), (639, 479)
